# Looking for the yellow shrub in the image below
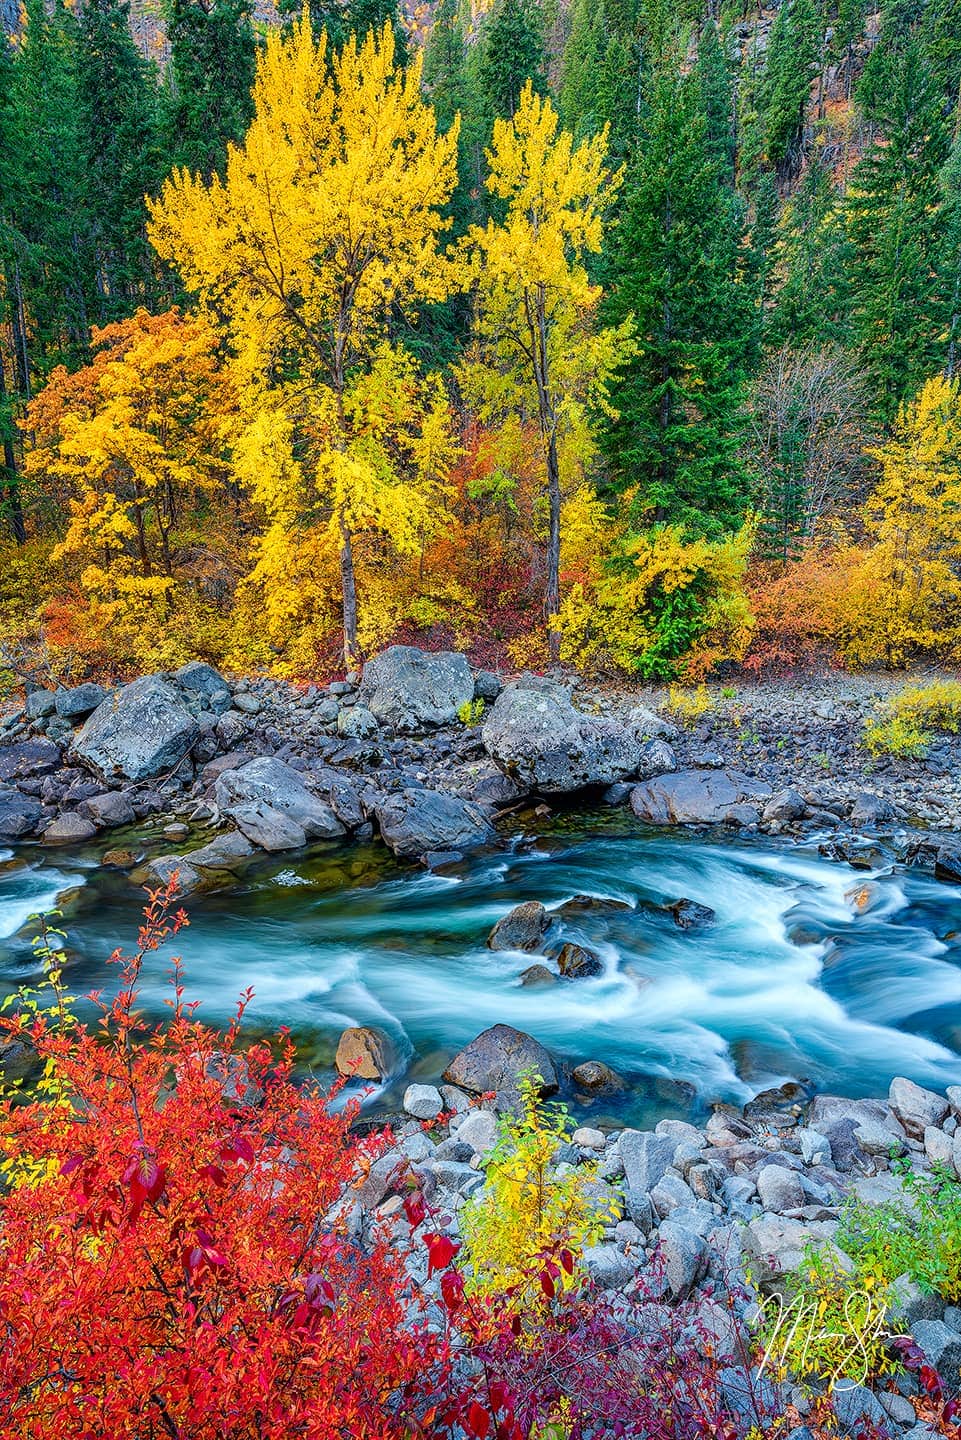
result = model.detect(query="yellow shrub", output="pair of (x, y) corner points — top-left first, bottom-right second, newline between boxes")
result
(459, 1075), (611, 1306)
(862, 680), (961, 757)
(666, 683), (714, 723)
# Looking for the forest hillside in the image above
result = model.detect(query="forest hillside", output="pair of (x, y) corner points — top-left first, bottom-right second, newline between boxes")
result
(1, 0), (960, 687)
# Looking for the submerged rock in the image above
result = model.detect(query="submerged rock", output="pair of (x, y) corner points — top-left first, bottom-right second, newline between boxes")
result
(74, 677), (200, 782)
(360, 645), (474, 732)
(487, 900), (550, 952)
(482, 677), (673, 794)
(668, 898), (716, 929)
(556, 941), (604, 978)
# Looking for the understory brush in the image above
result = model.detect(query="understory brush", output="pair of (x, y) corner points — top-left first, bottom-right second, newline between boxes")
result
(863, 680), (961, 757)
(837, 1157), (961, 1303)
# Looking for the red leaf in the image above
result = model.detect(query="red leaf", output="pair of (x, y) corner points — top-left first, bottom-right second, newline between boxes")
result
(403, 1190), (426, 1227)
(465, 1402), (490, 1439)
(424, 1232), (458, 1276)
(920, 1365), (942, 1396)
(539, 1268), (556, 1299)
(559, 1247), (574, 1275)
(440, 1270), (464, 1312)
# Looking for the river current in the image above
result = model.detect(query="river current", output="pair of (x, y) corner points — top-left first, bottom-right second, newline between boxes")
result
(2, 810), (961, 1127)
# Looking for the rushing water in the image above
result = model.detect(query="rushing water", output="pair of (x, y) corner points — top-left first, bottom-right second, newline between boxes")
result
(2, 811), (961, 1127)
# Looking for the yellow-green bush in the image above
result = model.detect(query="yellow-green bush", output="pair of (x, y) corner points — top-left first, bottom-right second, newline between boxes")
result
(459, 1074), (611, 1304)
(862, 680), (961, 756)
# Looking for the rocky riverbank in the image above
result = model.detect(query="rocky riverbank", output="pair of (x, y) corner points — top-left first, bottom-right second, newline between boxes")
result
(370, 1057), (961, 1439)
(1, 649), (960, 890)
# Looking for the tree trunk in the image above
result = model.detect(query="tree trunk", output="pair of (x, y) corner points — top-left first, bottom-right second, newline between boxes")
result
(545, 429), (561, 662)
(339, 518), (359, 667)
(0, 347), (25, 545)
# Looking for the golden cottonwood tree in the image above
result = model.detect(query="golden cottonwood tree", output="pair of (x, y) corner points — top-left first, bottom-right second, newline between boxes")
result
(148, 17), (460, 665)
(458, 82), (631, 657)
(844, 374), (961, 665)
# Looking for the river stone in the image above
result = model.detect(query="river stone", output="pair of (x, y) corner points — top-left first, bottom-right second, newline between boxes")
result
(174, 661), (232, 713)
(762, 788), (806, 823)
(0, 785), (43, 839)
(630, 769), (772, 825)
(360, 645), (474, 731)
(144, 854), (202, 895)
(935, 843), (961, 883)
(668, 898), (716, 929)
(456, 1108), (499, 1155)
(337, 705), (378, 739)
(850, 791), (895, 827)
(228, 802), (307, 852)
(620, 1130), (675, 1195)
(911, 1320), (961, 1376)
(572, 1060), (623, 1091)
(54, 683), (107, 720)
(82, 790), (136, 828)
(403, 1083), (444, 1120)
(335, 1026), (395, 1081)
(756, 1163), (805, 1212)
(25, 690), (56, 719)
(443, 1024), (558, 1103)
(657, 1221), (705, 1298)
(215, 757), (345, 840)
(583, 1243), (635, 1290)
(0, 738), (62, 781)
(482, 677), (673, 794)
(189, 830), (257, 871)
(556, 942), (604, 978)
(74, 677), (200, 782)
(487, 900), (550, 952)
(519, 964), (557, 987)
(889, 1076), (949, 1138)
(374, 788), (492, 861)
(42, 812), (97, 844)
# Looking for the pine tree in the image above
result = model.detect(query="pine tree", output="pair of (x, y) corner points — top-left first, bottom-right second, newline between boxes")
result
(768, 159), (853, 348)
(848, 32), (951, 425)
(477, 0), (546, 123)
(602, 66), (753, 536)
(939, 132), (961, 381)
(162, 0), (257, 177)
(77, 0), (163, 318)
(760, 0), (820, 179)
(696, 19), (735, 183)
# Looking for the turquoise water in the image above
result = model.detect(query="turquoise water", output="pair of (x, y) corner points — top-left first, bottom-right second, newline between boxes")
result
(3, 813), (961, 1127)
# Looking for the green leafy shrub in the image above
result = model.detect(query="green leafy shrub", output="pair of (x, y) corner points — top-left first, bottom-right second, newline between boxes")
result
(837, 1157), (961, 1302)
(457, 697), (485, 726)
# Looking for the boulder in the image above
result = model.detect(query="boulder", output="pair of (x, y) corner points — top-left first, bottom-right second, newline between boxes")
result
(482, 677), (674, 794)
(143, 854), (202, 895)
(188, 830), (257, 871)
(215, 757), (345, 841)
(583, 1243), (635, 1290)
(519, 963), (557, 987)
(762, 788), (806, 823)
(228, 802), (307, 853)
(24, 690), (55, 720)
(360, 646), (474, 731)
(572, 1060), (624, 1091)
(336, 705), (378, 739)
(0, 785), (43, 839)
(455, 1108), (499, 1156)
(374, 788), (492, 861)
(556, 942), (604, 978)
(620, 1130), (675, 1195)
(473, 670), (502, 702)
(335, 1026), (395, 1081)
(630, 769), (772, 825)
(54, 683), (107, 720)
(442, 1024), (558, 1103)
(850, 791), (895, 827)
(174, 661), (232, 713)
(42, 812), (97, 845)
(81, 790), (136, 828)
(0, 738), (61, 781)
(935, 843), (961, 883)
(74, 677), (200, 782)
(889, 1076), (949, 1138)
(756, 1163), (805, 1212)
(657, 1221), (705, 1298)
(487, 900), (550, 952)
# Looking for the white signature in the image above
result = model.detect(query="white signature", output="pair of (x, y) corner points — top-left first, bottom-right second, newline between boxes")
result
(751, 1286), (909, 1388)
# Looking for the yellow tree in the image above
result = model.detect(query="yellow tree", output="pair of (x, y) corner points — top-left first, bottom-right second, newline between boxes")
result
(148, 17), (460, 665)
(850, 374), (961, 665)
(24, 308), (234, 600)
(458, 81), (630, 657)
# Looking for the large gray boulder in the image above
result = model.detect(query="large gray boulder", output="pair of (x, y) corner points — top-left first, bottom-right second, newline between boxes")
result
(214, 757), (345, 842)
(360, 645), (474, 731)
(630, 769), (772, 825)
(482, 677), (672, 794)
(487, 900), (550, 952)
(54, 683), (106, 720)
(73, 677), (200, 782)
(374, 788), (493, 860)
(0, 784), (43, 839)
(174, 661), (232, 713)
(443, 1023), (558, 1104)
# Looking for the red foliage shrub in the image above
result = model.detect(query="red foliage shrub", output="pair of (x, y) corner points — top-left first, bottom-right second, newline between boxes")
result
(0, 886), (451, 1439)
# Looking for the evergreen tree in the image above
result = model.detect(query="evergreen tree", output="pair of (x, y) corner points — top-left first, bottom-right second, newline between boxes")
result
(760, 0), (820, 179)
(696, 19), (735, 183)
(939, 132), (961, 381)
(848, 33), (951, 424)
(163, 0), (257, 176)
(602, 66), (753, 535)
(278, 0), (408, 62)
(768, 159), (852, 348)
(477, 0), (546, 123)
(77, 0), (163, 318)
